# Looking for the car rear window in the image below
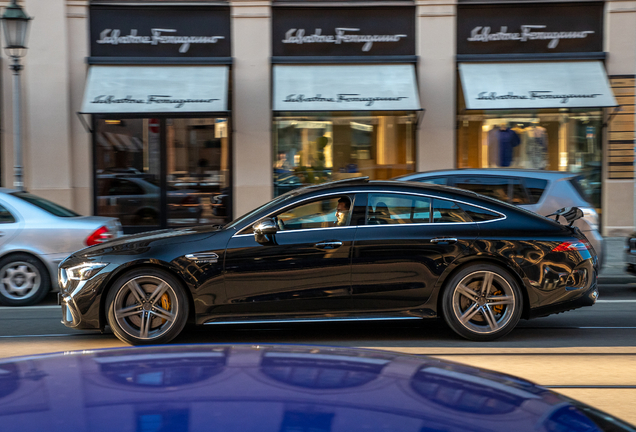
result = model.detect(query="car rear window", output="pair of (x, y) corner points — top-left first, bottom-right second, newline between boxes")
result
(11, 192), (80, 217)
(523, 178), (548, 204)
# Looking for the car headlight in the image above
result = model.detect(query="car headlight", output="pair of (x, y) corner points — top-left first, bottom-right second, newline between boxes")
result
(66, 263), (108, 281)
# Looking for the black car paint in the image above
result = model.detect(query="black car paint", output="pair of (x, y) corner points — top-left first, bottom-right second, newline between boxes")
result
(60, 181), (597, 331)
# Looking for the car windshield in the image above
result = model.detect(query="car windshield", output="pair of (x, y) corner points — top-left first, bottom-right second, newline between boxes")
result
(11, 192), (80, 217)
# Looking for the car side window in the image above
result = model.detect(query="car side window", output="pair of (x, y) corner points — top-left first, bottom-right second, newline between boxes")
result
(109, 179), (144, 196)
(0, 203), (16, 224)
(415, 176), (447, 186)
(432, 199), (472, 223)
(511, 178), (531, 205)
(274, 196), (352, 231)
(454, 176), (510, 203)
(458, 203), (502, 222)
(523, 178), (548, 204)
(366, 194), (431, 225)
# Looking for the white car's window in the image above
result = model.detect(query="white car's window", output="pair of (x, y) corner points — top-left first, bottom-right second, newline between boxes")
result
(0, 203), (16, 223)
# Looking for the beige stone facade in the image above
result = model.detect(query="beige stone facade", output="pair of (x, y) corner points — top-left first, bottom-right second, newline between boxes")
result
(0, 0), (633, 235)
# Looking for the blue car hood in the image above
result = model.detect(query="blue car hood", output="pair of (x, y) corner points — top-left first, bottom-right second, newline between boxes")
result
(0, 344), (631, 432)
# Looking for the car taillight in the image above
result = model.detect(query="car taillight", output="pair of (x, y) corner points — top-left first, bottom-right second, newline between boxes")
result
(552, 240), (591, 252)
(86, 226), (111, 246)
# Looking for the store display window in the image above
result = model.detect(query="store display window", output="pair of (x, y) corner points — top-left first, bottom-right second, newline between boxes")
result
(94, 117), (231, 231)
(456, 110), (602, 210)
(272, 112), (416, 197)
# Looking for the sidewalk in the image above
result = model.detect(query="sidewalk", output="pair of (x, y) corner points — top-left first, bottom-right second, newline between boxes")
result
(599, 237), (636, 284)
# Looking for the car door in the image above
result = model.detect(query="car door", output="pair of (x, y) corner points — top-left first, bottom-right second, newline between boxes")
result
(0, 200), (23, 253)
(222, 194), (357, 316)
(350, 192), (478, 311)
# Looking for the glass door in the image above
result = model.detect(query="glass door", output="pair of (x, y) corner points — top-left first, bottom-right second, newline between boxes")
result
(166, 117), (231, 227)
(94, 118), (163, 232)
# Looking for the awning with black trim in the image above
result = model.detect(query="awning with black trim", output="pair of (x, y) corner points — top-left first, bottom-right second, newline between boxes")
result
(459, 61), (617, 110)
(273, 64), (421, 112)
(81, 65), (229, 114)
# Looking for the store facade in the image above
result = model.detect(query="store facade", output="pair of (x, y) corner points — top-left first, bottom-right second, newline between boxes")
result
(81, 4), (233, 232)
(271, 4), (421, 195)
(455, 1), (616, 213)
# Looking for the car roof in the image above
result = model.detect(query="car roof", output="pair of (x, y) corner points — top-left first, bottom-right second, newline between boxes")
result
(395, 169), (579, 181)
(284, 177), (507, 205)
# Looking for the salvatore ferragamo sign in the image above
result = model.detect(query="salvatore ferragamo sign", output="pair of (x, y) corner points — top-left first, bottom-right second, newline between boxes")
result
(90, 6), (231, 58)
(457, 3), (603, 55)
(273, 7), (415, 57)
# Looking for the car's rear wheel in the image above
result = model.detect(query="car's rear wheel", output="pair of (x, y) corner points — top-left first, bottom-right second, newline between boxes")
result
(0, 254), (50, 306)
(442, 264), (522, 341)
(106, 268), (188, 345)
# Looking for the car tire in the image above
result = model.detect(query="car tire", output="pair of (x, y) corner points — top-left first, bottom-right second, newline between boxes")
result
(106, 268), (189, 345)
(442, 263), (523, 341)
(0, 254), (50, 306)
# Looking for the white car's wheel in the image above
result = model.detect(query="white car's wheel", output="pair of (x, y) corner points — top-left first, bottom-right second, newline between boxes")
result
(0, 254), (50, 306)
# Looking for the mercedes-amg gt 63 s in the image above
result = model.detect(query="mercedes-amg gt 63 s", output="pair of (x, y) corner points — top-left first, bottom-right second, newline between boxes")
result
(58, 178), (598, 345)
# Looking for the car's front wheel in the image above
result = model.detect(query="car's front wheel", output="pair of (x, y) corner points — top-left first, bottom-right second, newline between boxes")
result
(442, 264), (523, 341)
(106, 268), (189, 345)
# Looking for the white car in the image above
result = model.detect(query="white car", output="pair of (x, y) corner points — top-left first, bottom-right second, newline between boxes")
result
(0, 189), (122, 306)
(396, 169), (604, 266)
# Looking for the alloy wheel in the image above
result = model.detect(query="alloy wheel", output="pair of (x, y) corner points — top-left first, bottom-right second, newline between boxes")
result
(0, 261), (41, 301)
(451, 270), (516, 335)
(112, 275), (179, 340)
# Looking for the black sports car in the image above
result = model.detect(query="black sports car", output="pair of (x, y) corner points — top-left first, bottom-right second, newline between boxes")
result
(59, 178), (598, 345)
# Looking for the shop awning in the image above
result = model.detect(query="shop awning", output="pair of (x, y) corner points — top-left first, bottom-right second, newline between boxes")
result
(273, 64), (421, 112)
(459, 61), (617, 110)
(81, 66), (229, 114)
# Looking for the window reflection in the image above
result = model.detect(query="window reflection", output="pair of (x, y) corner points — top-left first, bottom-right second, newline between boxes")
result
(167, 118), (230, 226)
(95, 117), (232, 231)
(261, 350), (389, 389)
(273, 112), (416, 197)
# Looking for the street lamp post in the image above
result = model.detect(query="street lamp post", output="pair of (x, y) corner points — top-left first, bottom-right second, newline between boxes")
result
(1, 0), (31, 191)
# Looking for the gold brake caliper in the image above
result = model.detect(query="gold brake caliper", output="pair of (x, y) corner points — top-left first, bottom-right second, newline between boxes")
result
(160, 293), (171, 324)
(491, 289), (504, 315)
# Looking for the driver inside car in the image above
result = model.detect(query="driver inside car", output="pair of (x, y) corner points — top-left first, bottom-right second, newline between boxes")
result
(335, 197), (351, 226)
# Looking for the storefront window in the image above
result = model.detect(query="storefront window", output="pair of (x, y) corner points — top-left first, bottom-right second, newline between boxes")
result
(456, 110), (602, 210)
(95, 117), (231, 231)
(273, 112), (416, 196)
(166, 118), (230, 227)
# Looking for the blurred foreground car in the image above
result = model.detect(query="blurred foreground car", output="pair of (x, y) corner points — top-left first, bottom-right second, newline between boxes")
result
(0, 344), (634, 432)
(395, 169), (604, 265)
(0, 189), (121, 306)
(60, 178), (597, 345)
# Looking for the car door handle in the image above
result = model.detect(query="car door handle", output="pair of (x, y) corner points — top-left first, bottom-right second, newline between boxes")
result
(315, 241), (343, 249)
(430, 238), (458, 244)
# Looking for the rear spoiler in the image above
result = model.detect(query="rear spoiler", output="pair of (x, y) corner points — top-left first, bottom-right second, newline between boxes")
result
(546, 207), (584, 227)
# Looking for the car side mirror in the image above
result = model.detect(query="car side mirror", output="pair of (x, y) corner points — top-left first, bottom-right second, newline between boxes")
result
(253, 218), (278, 243)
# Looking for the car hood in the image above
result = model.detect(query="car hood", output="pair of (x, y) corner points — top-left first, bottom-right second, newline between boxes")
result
(73, 225), (223, 258)
(0, 344), (631, 432)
